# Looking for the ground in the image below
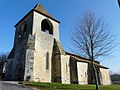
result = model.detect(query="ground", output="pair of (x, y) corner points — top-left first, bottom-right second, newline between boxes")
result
(0, 81), (33, 90)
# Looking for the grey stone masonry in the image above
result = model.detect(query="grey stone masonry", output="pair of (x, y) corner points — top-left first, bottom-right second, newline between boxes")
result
(24, 35), (35, 81)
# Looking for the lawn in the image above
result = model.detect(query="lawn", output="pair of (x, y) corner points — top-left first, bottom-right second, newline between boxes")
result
(25, 82), (120, 90)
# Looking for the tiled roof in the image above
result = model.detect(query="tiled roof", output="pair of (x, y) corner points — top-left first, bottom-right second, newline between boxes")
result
(15, 3), (60, 27)
(65, 51), (109, 69)
(34, 3), (51, 17)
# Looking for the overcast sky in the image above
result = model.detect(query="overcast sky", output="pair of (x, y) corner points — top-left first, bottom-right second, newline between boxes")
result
(0, 0), (120, 72)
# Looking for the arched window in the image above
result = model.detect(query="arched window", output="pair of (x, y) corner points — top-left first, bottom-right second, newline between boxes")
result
(41, 19), (53, 35)
(46, 52), (49, 70)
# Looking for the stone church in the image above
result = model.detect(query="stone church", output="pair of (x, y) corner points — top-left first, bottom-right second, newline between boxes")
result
(3, 3), (111, 85)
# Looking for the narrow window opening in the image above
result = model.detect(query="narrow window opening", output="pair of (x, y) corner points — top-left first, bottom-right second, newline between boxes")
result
(85, 72), (87, 78)
(46, 52), (49, 70)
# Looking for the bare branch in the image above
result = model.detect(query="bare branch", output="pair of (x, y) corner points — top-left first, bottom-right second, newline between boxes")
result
(71, 11), (116, 60)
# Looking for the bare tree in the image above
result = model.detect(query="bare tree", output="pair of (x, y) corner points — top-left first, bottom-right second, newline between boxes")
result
(71, 12), (115, 90)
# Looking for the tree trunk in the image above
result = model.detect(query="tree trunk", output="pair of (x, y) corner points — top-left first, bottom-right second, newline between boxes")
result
(92, 62), (99, 90)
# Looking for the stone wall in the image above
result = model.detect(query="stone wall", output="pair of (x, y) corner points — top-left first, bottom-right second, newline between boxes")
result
(32, 11), (59, 40)
(32, 11), (60, 82)
(69, 57), (78, 84)
(77, 62), (88, 84)
(87, 63), (96, 84)
(4, 59), (14, 80)
(100, 68), (111, 85)
(0, 62), (6, 80)
(10, 12), (33, 81)
(51, 39), (65, 83)
(52, 54), (61, 83)
(61, 55), (70, 84)
(34, 32), (54, 82)
(24, 35), (35, 81)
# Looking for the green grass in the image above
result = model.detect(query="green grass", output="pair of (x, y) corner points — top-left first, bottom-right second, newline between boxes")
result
(25, 82), (120, 90)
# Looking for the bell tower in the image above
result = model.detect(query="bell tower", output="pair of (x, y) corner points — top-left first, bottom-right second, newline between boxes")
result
(32, 3), (60, 39)
(31, 3), (60, 82)
(24, 3), (60, 81)
(7, 3), (60, 81)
